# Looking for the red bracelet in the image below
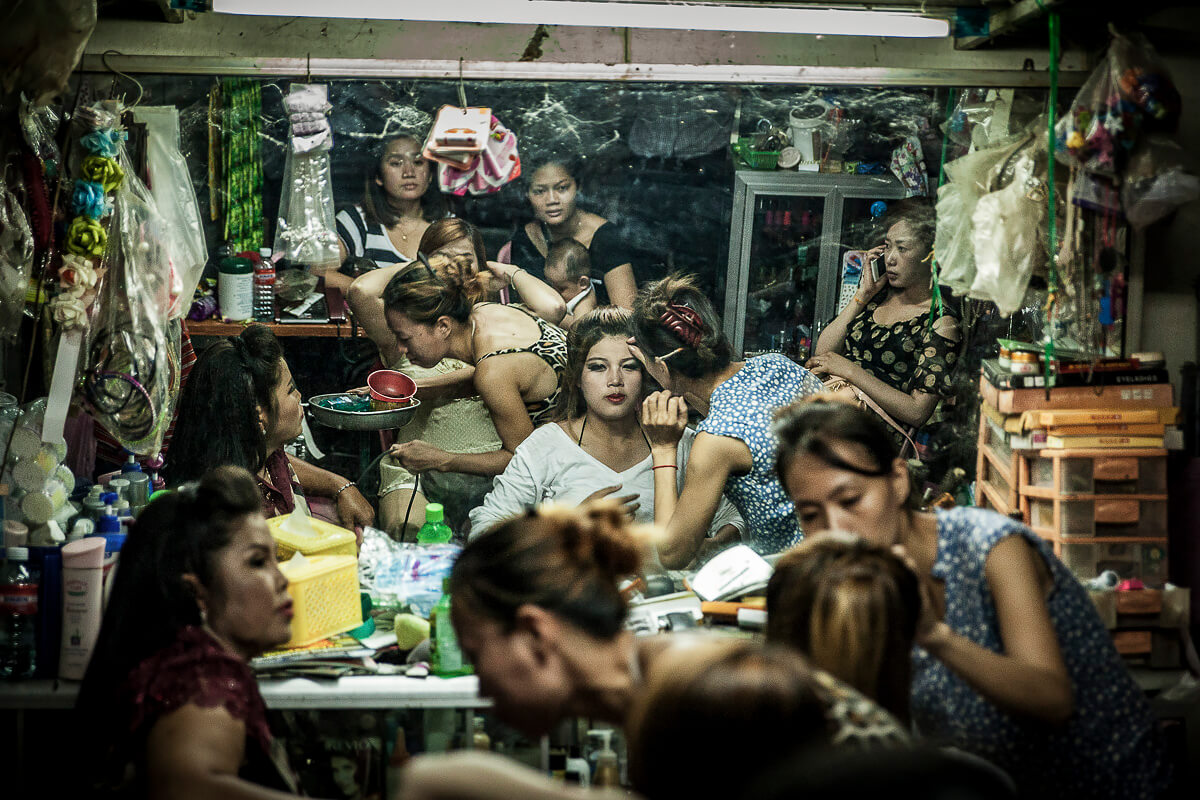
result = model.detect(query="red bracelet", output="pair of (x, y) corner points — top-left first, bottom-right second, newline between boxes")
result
(652, 464), (678, 470)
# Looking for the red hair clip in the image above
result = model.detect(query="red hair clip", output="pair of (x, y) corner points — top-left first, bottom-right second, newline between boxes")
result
(659, 302), (704, 347)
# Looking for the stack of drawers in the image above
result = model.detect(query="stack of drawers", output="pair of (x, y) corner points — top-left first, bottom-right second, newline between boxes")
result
(976, 415), (1169, 588)
(1017, 449), (1169, 589)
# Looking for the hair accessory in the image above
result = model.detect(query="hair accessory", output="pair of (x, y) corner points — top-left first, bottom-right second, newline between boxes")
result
(417, 251), (437, 279)
(659, 302), (705, 347)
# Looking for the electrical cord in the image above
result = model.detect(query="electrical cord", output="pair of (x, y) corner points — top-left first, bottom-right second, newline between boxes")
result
(352, 448), (422, 539)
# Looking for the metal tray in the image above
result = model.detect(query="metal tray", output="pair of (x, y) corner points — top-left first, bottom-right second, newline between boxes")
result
(305, 394), (420, 432)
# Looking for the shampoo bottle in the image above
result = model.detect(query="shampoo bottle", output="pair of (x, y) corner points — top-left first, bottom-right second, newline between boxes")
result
(591, 730), (619, 788)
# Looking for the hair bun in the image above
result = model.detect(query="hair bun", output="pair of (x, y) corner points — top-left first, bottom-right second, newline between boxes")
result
(549, 500), (643, 579)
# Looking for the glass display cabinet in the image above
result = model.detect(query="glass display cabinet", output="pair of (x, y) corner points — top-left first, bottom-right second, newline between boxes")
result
(723, 170), (908, 358)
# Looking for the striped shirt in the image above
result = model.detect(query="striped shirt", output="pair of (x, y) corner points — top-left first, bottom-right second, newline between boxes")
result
(335, 204), (410, 268)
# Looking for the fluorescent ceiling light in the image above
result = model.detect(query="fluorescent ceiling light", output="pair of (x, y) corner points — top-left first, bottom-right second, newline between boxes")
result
(211, 0), (950, 38)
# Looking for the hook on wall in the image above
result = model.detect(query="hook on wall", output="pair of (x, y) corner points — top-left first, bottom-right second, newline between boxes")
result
(101, 50), (144, 108)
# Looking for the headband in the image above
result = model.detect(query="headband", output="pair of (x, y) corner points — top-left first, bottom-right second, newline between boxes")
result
(659, 302), (705, 347)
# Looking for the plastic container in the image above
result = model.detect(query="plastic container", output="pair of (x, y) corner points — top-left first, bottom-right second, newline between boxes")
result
(278, 553), (362, 647)
(267, 512), (358, 561)
(1010, 351), (1039, 375)
(367, 370), (417, 412)
(1060, 540), (1167, 588)
(732, 137), (780, 170)
(1028, 497), (1167, 538)
(59, 537), (105, 680)
(788, 102), (827, 164)
(0, 545), (38, 679)
(218, 256), (254, 322)
(417, 504), (453, 545)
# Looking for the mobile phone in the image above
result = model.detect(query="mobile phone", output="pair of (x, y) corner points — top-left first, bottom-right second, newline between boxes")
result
(871, 256), (884, 281)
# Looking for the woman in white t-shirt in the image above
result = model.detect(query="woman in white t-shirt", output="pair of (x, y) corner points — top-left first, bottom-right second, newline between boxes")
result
(469, 308), (742, 559)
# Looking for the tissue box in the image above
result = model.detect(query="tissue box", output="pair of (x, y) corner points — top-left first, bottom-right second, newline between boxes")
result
(268, 513), (357, 561)
(279, 554), (362, 647)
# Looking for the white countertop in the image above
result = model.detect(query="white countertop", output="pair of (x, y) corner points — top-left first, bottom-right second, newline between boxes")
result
(0, 674), (486, 711)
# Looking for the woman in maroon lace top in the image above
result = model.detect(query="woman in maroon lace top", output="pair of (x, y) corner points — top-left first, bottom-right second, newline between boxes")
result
(75, 466), (302, 798)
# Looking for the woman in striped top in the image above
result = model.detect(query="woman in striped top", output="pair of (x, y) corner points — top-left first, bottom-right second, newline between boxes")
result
(330, 134), (446, 293)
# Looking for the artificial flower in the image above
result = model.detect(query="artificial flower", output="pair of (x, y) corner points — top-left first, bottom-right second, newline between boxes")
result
(80, 155), (125, 193)
(80, 129), (124, 159)
(65, 216), (107, 258)
(72, 180), (110, 220)
(50, 290), (89, 330)
(59, 253), (98, 291)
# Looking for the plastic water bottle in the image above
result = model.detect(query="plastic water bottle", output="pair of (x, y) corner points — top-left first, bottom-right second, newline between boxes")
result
(416, 504), (453, 544)
(0, 546), (39, 679)
(429, 578), (471, 677)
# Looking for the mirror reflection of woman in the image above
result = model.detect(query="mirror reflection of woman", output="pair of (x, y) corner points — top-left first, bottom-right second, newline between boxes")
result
(328, 135), (445, 294)
(629, 275), (825, 568)
(807, 201), (960, 433)
(506, 159), (637, 309)
(382, 253), (567, 479)
(468, 308), (743, 559)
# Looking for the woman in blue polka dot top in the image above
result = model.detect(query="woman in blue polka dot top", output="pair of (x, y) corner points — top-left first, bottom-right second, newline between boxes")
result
(773, 400), (1170, 798)
(628, 274), (825, 568)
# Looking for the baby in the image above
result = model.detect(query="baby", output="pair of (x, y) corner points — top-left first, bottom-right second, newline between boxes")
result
(543, 239), (597, 328)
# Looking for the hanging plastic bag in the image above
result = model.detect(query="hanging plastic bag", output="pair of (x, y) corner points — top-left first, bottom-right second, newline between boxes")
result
(132, 107), (207, 319)
(1121, 134), (1200, 229)
(969, 136), (1048, 317)
(81, 105), (180, 455)
(1056, 32), (1180, 178)
(0, 174), (34, 342)
(273, 84), (339, 270)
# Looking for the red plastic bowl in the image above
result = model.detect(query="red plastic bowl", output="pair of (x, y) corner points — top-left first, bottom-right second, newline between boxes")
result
(367, 370), (417, 402)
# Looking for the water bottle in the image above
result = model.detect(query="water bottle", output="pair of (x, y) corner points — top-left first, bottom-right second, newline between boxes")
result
(416, 504), (453, 545)
(253, 248), (276, 322)
(429, 578), (471, 677)
(0, 545), (39, 679)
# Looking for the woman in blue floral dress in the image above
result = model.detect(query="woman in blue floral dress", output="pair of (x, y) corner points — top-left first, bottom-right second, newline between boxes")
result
(772, 400), (1170, 799)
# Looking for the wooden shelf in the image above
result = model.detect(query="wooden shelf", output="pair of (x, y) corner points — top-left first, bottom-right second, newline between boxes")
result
(186, 317), (362, 339)
(1029, 528), (1167, 545)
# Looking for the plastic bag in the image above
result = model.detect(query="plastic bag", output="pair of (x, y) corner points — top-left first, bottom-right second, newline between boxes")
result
(273, 84), (339, 270)
(0, 175), (34, 341)
(1121, 135), (1200, 229)
(82, 104), (181, 455)
(969, 138), (1048, 316)
(1056, 32), (1180, 178)
(132, 107), (208, 319)
(357, 527), (460, 618)
(935, 123), (1044, 295)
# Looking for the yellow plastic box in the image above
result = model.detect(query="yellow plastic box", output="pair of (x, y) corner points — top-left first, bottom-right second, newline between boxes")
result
(268, 513), (357, 561)
(279, 554), (362, 647)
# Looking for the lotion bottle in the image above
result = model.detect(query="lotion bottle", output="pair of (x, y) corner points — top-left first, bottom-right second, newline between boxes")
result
(59, 537), (105, 680)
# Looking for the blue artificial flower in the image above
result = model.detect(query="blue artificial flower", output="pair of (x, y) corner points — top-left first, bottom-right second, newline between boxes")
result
(72, 180), (110, 220)
(80, 129), (123, 158)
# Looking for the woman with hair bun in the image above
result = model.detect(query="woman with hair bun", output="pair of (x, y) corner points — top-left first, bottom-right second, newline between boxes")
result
(629, 274), (825, 568)
(382, 252), (567, 478)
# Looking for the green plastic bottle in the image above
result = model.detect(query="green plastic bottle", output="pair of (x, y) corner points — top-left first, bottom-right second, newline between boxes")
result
(430, 578), (472, 677)
(416, 504), (453, 544)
